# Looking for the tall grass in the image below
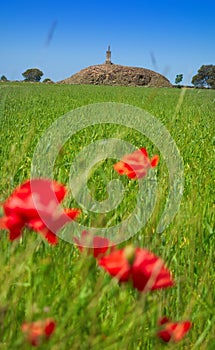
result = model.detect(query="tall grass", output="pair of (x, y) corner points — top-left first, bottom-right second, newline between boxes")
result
(0, 82), (214, 349)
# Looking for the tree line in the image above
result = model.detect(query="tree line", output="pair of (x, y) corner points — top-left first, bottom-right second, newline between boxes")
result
(175, 65), (215, 88)
(1, 65), (215, 88)
(0, 69), (53, 84)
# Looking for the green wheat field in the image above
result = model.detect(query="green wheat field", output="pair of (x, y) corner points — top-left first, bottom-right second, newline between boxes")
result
(0, 82), (214, 349)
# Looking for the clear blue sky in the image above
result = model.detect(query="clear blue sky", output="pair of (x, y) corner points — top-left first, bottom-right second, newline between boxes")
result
(1, 0), (215, 84)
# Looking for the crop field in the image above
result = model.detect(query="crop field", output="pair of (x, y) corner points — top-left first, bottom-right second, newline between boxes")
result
(0, 82), (214, 349)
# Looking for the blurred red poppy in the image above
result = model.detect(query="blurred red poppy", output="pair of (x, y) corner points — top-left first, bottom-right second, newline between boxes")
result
(98, 248), (131, 281)
(21, 318), (56, 346)
(131, 248), (173, 291)
(74, 230), (115, 258)
(98, 246), (174, 292)
(113, 147), (159, 179)
(157, 317), (192, 343)
(0, 179), (81, 244)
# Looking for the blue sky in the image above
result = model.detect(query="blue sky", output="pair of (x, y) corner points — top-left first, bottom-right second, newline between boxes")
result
(1, 0), (215, 84)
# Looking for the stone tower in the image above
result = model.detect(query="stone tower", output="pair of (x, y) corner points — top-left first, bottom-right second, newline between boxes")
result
(105, 45), (112, 64)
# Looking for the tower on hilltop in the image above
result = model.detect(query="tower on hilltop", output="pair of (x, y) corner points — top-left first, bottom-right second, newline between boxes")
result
(105, 45), (112, 64)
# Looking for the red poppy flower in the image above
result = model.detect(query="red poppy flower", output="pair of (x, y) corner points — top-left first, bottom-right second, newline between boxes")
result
(113, 147), (159, 179)
(157, 317), (192, 343)
(3, 179), (66, 219)
(0, 179), (81, 244)
(74, 230), (115, 258)
(21, 318), (56, 346)
(98, 248), (131, 281)
(98, 246), (174, 292)
(131, 248), (173, 292)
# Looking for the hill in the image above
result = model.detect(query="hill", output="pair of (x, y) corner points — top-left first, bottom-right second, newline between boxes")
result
(59, 63), (172, 88)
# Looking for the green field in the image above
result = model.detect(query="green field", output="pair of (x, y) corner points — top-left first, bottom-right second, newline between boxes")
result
(0, 82), (214, 349)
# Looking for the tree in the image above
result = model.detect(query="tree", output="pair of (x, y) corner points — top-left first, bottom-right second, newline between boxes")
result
(1, 75), (8, 81)
(175, 74), (183, 85)
(191, 65), (215, 89)
(43, 78), (54, 84)
(22, 68), (44, 82)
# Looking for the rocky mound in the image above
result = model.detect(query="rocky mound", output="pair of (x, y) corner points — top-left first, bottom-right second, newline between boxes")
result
(59, 64), (172, 88)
